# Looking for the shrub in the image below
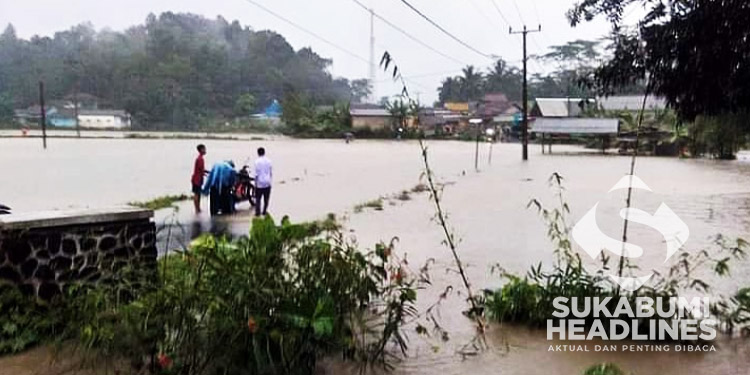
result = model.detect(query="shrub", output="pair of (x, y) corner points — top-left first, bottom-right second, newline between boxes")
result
(56, 215), (419, 374)
(0, 285), (61, 354)
(583, 363), (625, 375)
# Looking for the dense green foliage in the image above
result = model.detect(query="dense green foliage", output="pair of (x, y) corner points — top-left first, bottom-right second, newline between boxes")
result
(437, 42), (608, 104)
(280, 93), (353, 137)
(0, 216), (421, 374)
(438, 61), (522, 103)
(568, 0), (750, 155)
(0, 285), (60, 354)
(0, 14), (361, 129)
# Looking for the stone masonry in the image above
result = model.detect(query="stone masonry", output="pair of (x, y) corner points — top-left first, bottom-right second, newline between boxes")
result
(0, 207), (156, 300)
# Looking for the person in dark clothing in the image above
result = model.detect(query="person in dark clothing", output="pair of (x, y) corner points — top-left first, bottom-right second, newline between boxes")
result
(202, 160), (237, 216)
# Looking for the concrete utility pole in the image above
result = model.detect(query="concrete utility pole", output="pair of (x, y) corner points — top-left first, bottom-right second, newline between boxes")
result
(510, 25), (541, 161)
(74, 82), (80, 138)
(39, 81), (47, 149)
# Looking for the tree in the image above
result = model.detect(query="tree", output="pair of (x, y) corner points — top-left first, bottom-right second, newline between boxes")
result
(233, 93), (257, 116)
(350, 79), (372, 103)
(386, 98), (420, 132)
(0, 13), (357, 129)
(485, 59), (522, 100)
(438, 77), (462, 103)
(568, 0), (750, 121)
(280, 89), (315, 133)
(0, 92), (13, 122)
(539, 39), (600, 71)
(459, 65), (483, 101)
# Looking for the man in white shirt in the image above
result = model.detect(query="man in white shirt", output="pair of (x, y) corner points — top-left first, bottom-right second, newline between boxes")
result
(253, 147), (273, 216)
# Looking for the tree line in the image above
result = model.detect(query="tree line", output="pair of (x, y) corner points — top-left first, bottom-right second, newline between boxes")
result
(435, 39), (641, 104)
(0, 12), (371, 129)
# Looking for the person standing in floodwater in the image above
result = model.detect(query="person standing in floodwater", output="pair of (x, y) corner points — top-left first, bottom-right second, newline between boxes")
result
(254, 147), (272, 217)
(191, 144), (207, 213)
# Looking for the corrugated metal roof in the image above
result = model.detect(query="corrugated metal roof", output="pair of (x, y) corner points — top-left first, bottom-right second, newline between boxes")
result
(350, 108), (391, 117)
(597, 95), (667, 111)
(534, 98), (590, 117)
(78, 109), (129, 117)
(532, 118), (619, 134)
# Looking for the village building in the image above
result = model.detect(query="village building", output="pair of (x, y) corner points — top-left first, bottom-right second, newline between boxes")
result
(78, 109), (131, 129)
(596, 95), (667, 112)
(350, 104), (393, 130)
(531, 97), (595, 118)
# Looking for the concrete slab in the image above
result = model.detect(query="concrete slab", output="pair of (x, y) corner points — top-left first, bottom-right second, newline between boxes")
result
(0, 206), (153, 230)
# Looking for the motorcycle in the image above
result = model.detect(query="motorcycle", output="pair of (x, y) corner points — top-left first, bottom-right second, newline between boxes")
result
(234, 165), (256, 207)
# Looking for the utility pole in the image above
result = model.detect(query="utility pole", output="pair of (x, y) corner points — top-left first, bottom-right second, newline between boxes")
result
(510, 25), (541, 161)
(74, 82), (80, 138)
(39, 81), (47, 149)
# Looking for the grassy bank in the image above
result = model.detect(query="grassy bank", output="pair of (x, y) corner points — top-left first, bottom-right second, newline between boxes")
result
(128, 194), (190, 211)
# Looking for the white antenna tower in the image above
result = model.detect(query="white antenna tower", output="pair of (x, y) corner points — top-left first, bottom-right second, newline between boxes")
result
(368, 2), (377, 103)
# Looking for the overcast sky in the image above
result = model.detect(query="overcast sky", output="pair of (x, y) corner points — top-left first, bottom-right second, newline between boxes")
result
(0, 0), (638, 103)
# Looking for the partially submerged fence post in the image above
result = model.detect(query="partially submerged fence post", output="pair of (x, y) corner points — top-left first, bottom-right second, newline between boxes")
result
(38, 81), (47, 149)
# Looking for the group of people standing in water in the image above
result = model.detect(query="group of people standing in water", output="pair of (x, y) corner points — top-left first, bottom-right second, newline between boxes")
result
(190, 144), (273, 217)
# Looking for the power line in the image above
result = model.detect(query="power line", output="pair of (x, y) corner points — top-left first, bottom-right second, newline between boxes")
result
(468, 0), (501, 31)
(396, 0), (496, 60)
(488, 0), (512, 27)
(239, 0), (370, 64)
(510, 0), (527, 25)
(348, 0), (469, 66)
(530, 0), (543, 25)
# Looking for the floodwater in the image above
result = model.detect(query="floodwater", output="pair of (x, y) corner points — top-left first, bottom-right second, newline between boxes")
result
(3, 135), (750, 374)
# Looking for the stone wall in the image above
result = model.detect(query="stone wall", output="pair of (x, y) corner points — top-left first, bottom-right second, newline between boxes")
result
(0, 208), (156, 300)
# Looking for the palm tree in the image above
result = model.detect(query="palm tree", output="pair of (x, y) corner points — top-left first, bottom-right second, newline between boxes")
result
(438, 77), (461, 103)
(459, 65), (483, 101)
(485, 59), (522, 100)
(386, 98), (410, 130)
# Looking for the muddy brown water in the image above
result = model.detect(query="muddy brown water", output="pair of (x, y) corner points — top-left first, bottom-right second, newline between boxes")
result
(3, 135), (750, 374)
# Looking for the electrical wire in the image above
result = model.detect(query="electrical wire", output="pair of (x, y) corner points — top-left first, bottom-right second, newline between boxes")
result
(348, 0), (469, 66)
(239, 0), (370, 64)
(396, 0), (496, 59)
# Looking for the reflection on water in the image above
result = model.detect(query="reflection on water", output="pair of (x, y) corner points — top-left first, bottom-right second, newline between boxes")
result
(3, 137), (750, 374)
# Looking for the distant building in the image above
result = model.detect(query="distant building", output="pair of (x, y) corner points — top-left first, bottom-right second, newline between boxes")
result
(47, 108), (77, 127)
(444, 102), (470, 113)
(350, 104), (392, 130)
(596, 95), (667, 112)
(474, 93), (522, 123)
(419, 107), (467, 135)
(532, 98), (594, 118)
(15, 101), (131, 129)
(78, 109), (131, 129)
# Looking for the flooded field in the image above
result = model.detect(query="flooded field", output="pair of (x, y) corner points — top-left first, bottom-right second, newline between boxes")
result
(3, 135), (750, 374)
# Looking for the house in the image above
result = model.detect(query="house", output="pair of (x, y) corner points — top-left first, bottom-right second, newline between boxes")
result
(531, 98), (594, 118)
(475, 93), (522, 123)
(418, 107), (467, 135)
(596, 95), (667, 112)
(63, 93), (102, 110)
(78, 109), (131, 129)
(350, 104), (392, 130)
(47, 108), (77, 127)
